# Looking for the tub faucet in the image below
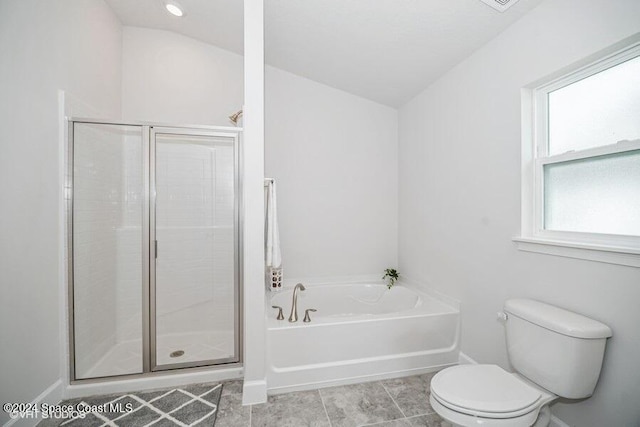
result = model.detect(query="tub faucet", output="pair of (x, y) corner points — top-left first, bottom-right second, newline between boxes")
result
(288, 283), (306, 322)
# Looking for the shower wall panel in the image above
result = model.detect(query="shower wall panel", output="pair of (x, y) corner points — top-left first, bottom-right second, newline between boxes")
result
(115, 133), (145, 344)
(72, 123), (143, 379)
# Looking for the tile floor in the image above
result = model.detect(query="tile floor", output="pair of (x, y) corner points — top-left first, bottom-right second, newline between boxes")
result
(216, 372), (452, 427)
(37, 372), (451, 427)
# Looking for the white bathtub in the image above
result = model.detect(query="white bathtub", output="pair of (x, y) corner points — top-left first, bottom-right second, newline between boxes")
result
(267, 283), (460, 393)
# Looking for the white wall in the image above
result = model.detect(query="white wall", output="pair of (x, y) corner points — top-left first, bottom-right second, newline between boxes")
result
(265, 67), (398, 281)
(122, 27), (244, 125)
(122, 27), (399, 283)
(0, 0), (123, 423)
(398, 0), (640, 425)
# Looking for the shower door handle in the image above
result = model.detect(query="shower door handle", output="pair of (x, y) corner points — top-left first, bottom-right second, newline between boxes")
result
(155, 240), (158, 259)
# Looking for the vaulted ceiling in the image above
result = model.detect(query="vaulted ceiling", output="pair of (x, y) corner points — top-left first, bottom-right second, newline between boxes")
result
(106, 0), (544, 106)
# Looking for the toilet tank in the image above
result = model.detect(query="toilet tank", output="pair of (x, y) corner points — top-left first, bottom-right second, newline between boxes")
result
(504, 299), (612, 399)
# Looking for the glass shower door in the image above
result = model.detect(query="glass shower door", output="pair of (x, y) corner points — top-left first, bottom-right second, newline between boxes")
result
(151, 128), (239, 370)
(71, 122), (147, 379)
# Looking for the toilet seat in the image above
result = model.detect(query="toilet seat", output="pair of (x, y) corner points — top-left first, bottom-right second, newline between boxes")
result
(429, 394), (541, 427)
(430, 365), (552, 426)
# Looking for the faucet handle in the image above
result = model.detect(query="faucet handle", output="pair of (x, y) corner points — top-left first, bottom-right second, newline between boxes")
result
(303, 309), (317, 323)
(272, 306), (285, 320)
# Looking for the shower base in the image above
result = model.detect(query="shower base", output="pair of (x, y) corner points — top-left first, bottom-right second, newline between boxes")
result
(81, 330), (234, 379)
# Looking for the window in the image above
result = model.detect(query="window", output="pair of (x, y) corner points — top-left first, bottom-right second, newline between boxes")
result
(516, 40), (640, 267)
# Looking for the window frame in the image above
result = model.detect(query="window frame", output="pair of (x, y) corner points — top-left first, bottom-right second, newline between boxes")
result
(516, 39), (640, 267)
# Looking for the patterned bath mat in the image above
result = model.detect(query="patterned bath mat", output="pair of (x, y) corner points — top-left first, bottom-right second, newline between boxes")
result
(38, 382), (223, 426)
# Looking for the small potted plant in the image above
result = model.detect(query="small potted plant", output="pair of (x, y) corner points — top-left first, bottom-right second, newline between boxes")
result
(382, 268), (399, 289)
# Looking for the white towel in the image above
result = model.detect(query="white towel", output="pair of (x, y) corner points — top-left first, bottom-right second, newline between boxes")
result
(265, 179), (282, 268)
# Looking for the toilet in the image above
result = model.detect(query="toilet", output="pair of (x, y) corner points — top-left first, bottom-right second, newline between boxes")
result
(429, 299), (612, 427)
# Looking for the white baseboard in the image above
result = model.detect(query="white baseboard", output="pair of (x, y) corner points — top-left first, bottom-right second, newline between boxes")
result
(458, 352), (478, 365)
(4, 380), (64, 427)
(549, 414), (570, 427)
(242, 380), (267, 405)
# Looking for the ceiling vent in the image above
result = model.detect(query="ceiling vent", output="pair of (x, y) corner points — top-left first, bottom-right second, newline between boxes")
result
(479, 0), (522, 12)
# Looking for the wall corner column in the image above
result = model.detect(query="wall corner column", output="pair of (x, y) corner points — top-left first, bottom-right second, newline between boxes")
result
(242, 0), (267, 405)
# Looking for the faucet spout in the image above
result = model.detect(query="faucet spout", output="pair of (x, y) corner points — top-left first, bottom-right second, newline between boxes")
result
(288, 283), (306, 322)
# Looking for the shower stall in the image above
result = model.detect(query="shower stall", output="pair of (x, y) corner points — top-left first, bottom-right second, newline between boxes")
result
(68, 119), (241, 381)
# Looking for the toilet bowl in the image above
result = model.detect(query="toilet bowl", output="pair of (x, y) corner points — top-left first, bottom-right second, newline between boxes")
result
(428, 299), (612, 427)
(429, 364), (556, 427)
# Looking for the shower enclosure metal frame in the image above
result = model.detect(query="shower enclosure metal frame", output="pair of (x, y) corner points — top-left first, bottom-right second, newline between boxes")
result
(66, 118), (243, 383)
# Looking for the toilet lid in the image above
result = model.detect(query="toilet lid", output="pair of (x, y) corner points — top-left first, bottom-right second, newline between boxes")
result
(431, 365), (542, 415)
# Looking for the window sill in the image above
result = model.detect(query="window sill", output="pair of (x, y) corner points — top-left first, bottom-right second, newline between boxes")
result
(513, 237), (640, 268)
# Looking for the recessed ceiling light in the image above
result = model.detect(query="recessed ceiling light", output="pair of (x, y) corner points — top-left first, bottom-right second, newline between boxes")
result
(165, 2), (184, 17)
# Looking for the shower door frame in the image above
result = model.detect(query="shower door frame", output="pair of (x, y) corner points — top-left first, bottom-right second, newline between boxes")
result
(67, 118), (243, 383)
(150, 126), (242, 372)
